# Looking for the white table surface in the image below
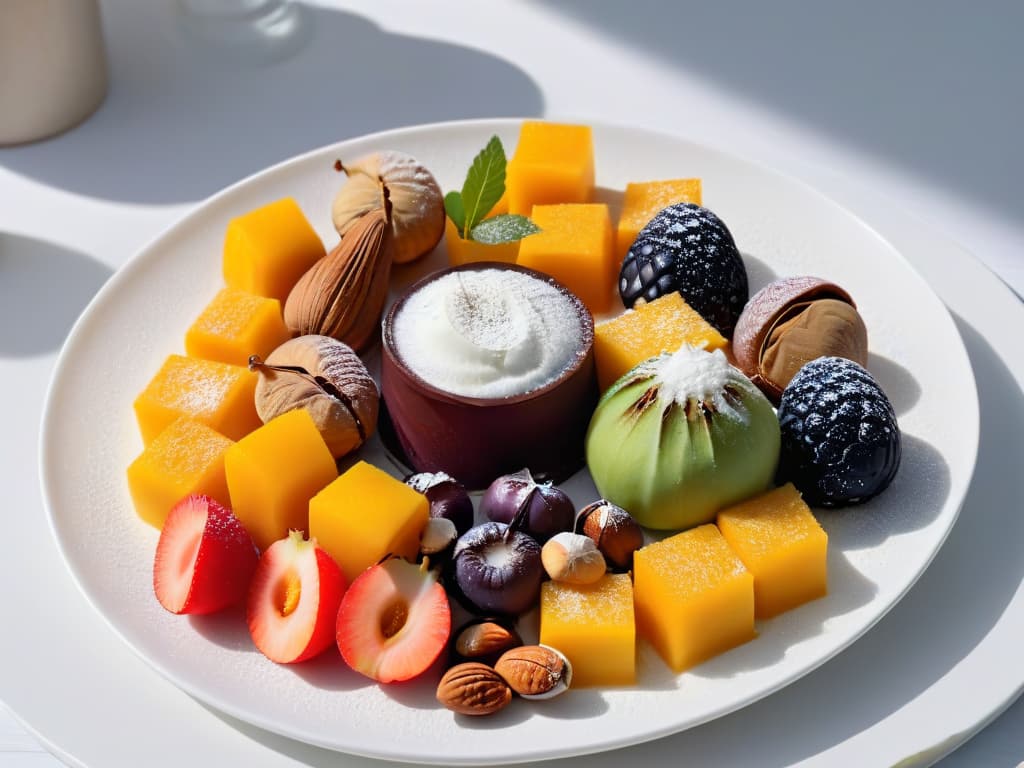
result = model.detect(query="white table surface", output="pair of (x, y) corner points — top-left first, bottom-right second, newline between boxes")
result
(2, 1), (1022, 766)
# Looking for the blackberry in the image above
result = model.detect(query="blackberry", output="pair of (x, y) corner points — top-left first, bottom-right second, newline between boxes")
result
(619, 203), (748, 336)
(777, 357), (901, 506)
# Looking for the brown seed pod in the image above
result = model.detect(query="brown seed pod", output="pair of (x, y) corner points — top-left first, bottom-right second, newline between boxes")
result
(576, 500), (644, 571)
(251, 335), (378, 458)
(284, 207), (392, 352)
(332, 150), (445, 265)
(450, 617), (523, 666)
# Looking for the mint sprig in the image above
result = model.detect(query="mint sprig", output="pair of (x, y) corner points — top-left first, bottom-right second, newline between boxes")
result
(444, 136), (540, 245)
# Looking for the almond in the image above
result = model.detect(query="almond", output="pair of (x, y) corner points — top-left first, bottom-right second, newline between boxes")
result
(436, 662), (512, 716)
(494, 645), (572, 700)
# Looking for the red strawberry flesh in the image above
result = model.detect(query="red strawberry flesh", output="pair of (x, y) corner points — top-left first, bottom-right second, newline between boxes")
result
(336, 558), (451, 683)
(247, 531), (346, 664)
(153, 494), (257, 615)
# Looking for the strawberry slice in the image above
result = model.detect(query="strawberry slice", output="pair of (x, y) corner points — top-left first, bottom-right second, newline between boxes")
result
(246, 530), (346, 663)
(336, 558), (451, 683)
(153, 494), (258, 615)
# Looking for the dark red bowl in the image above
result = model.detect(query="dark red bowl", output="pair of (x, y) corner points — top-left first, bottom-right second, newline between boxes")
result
(381, 262), (597, 489)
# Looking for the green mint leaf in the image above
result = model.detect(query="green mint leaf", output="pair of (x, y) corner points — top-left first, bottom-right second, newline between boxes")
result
(470, 214), (541, 245)
(444, 191), (466, 237)
(461, 136), (506, 234)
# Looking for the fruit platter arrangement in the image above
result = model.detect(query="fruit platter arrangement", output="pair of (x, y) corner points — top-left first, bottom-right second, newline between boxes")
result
(42, 120), (976, 763)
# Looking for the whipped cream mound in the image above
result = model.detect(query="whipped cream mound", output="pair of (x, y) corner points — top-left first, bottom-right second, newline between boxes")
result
(393, 269), (584, 399)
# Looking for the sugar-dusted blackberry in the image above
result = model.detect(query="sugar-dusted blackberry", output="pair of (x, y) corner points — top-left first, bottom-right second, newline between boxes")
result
(619, 203), (748, 336)
(777, 357), (901, 506)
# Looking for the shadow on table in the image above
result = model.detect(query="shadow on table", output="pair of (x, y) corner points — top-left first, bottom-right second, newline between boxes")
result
(0, 1), (544, 204)
(0, 232), (113, 357)
(536, 1), (1024, 229)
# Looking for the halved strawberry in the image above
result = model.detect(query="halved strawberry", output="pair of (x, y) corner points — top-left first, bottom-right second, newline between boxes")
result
(153, 494), (258, 615)
(246, 530), (346, 663)
(336, 557), (451, 683)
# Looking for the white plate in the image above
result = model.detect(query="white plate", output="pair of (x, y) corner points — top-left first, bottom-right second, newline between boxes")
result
(39, 120), (978, 765)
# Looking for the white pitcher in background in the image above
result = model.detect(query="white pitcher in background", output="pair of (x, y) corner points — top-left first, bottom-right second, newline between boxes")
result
(0, 0), (107, 145)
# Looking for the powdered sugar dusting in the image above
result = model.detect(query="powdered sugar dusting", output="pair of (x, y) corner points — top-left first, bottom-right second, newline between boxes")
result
(649, 345), (758, 424)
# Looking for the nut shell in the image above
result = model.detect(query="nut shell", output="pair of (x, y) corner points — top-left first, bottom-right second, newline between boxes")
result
(576, 500), (644, 571)
(436, 662), (512, 716)
(451, 618), (523, 666)
(733, 276), (868, 403)
(333, 150), (445, 265)
(253, 335), (379, 458)
(494, 645), (571, 700)
(541, 532), (607, 585)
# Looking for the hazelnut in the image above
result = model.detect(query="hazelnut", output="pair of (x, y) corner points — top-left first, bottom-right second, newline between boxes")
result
(576, 500), (644, 571)
(436, 662), (512, 716)
(494, 644), (572, 700)
(733, 276), (868, 403)
(541, 532), (607, 585)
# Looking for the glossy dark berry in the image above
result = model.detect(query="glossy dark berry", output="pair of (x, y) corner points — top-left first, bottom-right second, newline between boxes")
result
(619, 203), (748, 336)
(777, 357), (901, 506)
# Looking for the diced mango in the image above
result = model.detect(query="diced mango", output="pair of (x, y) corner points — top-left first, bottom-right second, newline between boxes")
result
(222, 197), (325, 302)
(617, 179), (703, 259)
(185, 287), (292, 367)
(444, 217), (520, 267)
(224, 409), (337, 550)
(717, 483), (828, 619)
(634, 524), (755, 673)
(126, 417), (233, 529)
(506, 122), (594, 216)
(539, 573), (635, 687)
(593, 292), (727, 392)
(308, 461), (429, 584)
(133, 354), (260, 444)
(516, 203), (614, 313)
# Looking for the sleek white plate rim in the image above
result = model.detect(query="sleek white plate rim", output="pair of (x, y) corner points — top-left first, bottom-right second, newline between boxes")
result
(39, 118), (979, 765)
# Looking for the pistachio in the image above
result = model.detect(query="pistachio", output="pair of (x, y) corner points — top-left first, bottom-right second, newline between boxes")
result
(576, 500), (644, 571)
(284, 207), (391, 352)
(250, 335), (378, 458)
(541, 532), (606, 585)
(494, 645), (572, 700)
(436, 662), (512, 716)
(451, 618), (522, 666)
(733, 276), (868, 403)
(332, 150), (445, 265)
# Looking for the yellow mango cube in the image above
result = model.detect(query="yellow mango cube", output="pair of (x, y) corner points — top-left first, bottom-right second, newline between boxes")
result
(133, 354), (260, 444)
(593, 292), (727, 391)
(506, 122), (594, 216)
(185, 287), (292, 367)
(126, 417), (233, 529)
(539, 573), (635, 687)
(224, 408), (337, 550)
(444, 218), (520, 267)
(617, 179), (703, 258)
(516, 203), (614, 313)
(223, 197), (325, 302)
(308, 461), (429, 584)
(634, 524), (755, 673)
(717, 483), (828, 618)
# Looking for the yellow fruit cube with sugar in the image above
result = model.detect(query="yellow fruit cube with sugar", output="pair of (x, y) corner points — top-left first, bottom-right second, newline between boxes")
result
(309, 461), (429, 583)
(617, 179), (703, 259)
(593, 292), (726, 392)
(133, 354), (260, 444)
(539, 573), (636, 686)
(223, 197), (325, 302)
(126, 417), (233, 529)
(506, 122), (594, 216)
(634, 524), (755, 673)
(516, 203), (615, 313)
(185, 287), (291, 367)
(224, 408), (337, 550)
(717, 483), (828, 618)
